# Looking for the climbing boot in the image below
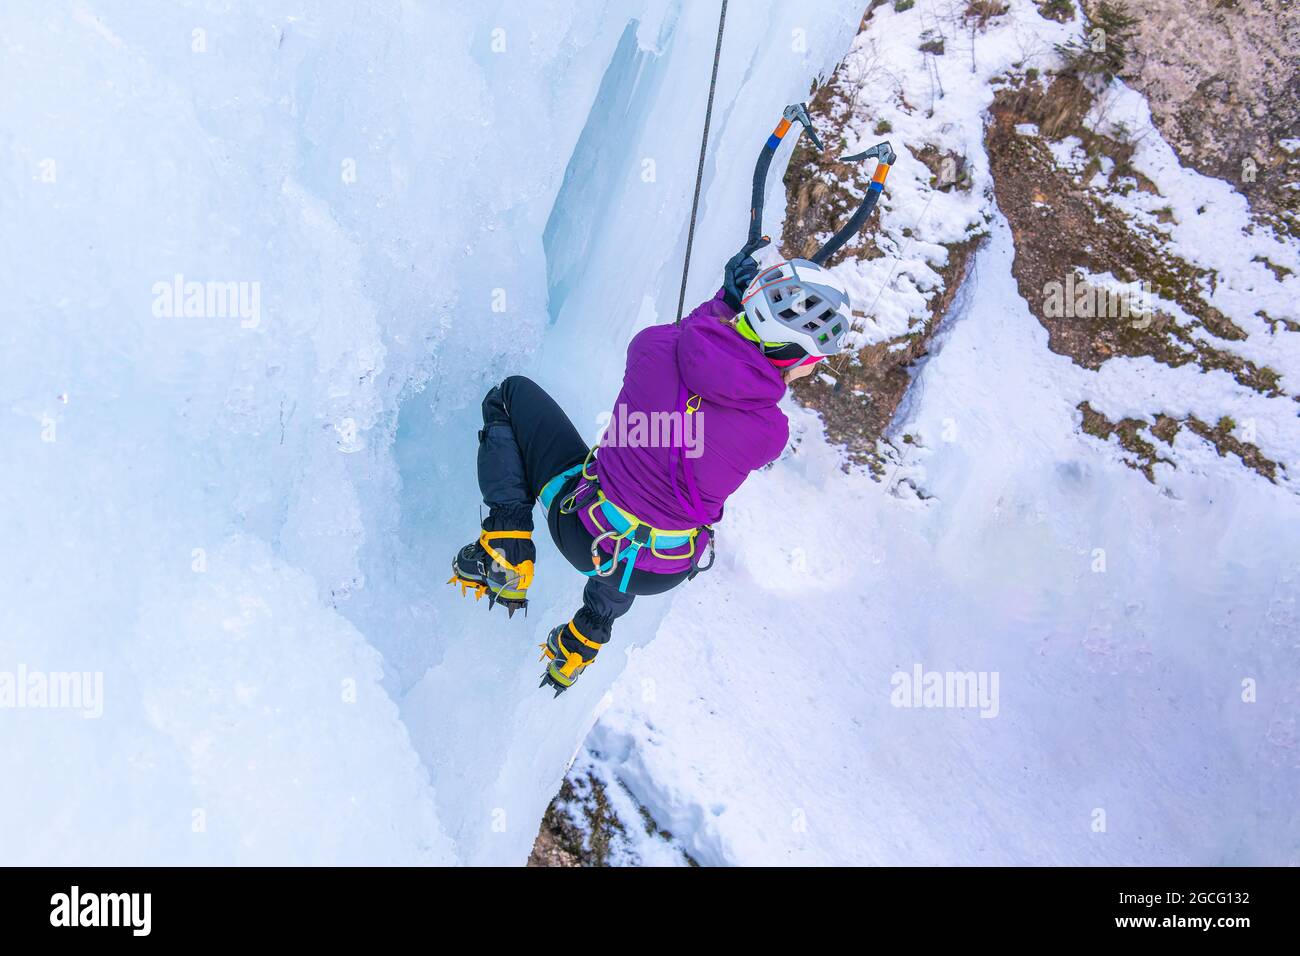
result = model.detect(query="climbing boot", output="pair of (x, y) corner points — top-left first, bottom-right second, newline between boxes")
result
(449, 529), (535, 618)
(538, 619), (603, 697)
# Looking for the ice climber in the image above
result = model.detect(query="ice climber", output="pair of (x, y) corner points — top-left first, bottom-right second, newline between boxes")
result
(449, 104), (895, 696)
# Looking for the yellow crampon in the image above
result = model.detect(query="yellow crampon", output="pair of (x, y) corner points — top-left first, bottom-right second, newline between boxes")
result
(539, 619), (602, 696)
(448, 530), (535, 616)
(477, 530), (534, 600)
(447, 574), (489, 601)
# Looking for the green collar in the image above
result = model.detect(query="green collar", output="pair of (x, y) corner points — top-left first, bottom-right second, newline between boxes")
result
(733, 312), (785, 348)
(733, 312), (761, 343)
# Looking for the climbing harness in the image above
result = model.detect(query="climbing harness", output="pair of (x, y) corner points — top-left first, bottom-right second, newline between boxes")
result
(538, 445), (715, 595)
(676, 0), (730, 324)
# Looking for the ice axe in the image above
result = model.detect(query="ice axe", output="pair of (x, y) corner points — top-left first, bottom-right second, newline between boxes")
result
(809, 140), (896, 266)
(748, 102), (825, 246)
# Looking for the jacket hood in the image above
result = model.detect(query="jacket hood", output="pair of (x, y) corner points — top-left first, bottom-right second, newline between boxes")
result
(677, 311), (786, 410)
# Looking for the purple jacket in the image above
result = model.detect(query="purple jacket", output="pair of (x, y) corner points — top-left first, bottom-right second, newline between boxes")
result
(578, 288), (790, 573)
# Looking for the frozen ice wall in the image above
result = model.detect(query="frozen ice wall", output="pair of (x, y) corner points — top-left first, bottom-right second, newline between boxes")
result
(0, 0), (861, 863)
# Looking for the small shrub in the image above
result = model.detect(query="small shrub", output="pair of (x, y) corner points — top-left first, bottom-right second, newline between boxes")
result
(966, 0), (1010, 25)
(1056, 1), (1138, 84)
(1037, 0), (1076, 22)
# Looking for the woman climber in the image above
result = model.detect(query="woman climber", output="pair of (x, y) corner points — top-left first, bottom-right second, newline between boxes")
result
(449, 104), (895, 696)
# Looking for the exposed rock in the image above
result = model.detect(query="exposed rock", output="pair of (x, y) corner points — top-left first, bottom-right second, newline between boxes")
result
(1078, 401), (1283, 483)
(987, 78), (1284, 398)
(529, 755), (697, 867)
(1082, 0), (1300, 237)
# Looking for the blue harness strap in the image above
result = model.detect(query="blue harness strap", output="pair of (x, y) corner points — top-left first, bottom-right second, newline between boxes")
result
(585, 507), (692, 593)
(538, 464), (583, 514)
(536, 460), (700, 594)
(589, 529), (643, 593)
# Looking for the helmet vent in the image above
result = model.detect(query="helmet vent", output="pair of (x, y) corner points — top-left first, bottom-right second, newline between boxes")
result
(745, 258), (849, 357)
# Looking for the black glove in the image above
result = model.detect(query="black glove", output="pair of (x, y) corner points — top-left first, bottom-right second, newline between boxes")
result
(722, 236), (771, 311)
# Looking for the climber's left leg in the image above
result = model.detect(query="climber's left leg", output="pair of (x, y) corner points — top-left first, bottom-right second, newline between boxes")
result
(538, 576), (635, 695)
(538, 560), (691, 695)
(451, 375), (586, 615)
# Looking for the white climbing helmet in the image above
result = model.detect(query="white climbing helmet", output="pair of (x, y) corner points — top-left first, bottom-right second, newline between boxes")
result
(740, 258), (852, 357)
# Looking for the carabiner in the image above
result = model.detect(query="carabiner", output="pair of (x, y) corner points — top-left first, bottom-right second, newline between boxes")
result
(590, 529), (622, 577)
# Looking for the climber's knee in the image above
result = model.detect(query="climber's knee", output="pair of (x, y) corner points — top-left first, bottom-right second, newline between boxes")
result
(481, 383), (510, 432)
(498, 375), (541, 413)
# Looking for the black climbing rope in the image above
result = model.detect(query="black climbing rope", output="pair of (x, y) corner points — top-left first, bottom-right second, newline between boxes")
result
(675, 0), (728, 324)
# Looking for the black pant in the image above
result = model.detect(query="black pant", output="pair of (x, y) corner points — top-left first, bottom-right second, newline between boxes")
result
(477, 376), (690, 644)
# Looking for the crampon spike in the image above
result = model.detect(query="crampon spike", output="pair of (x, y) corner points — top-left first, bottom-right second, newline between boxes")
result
(538, 672), (566, 698)
(448, 575), (488, 602)
(486, 591), (527, 618)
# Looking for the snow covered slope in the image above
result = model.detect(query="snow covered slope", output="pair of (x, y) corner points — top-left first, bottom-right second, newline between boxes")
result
(0, 0), (861, 863)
